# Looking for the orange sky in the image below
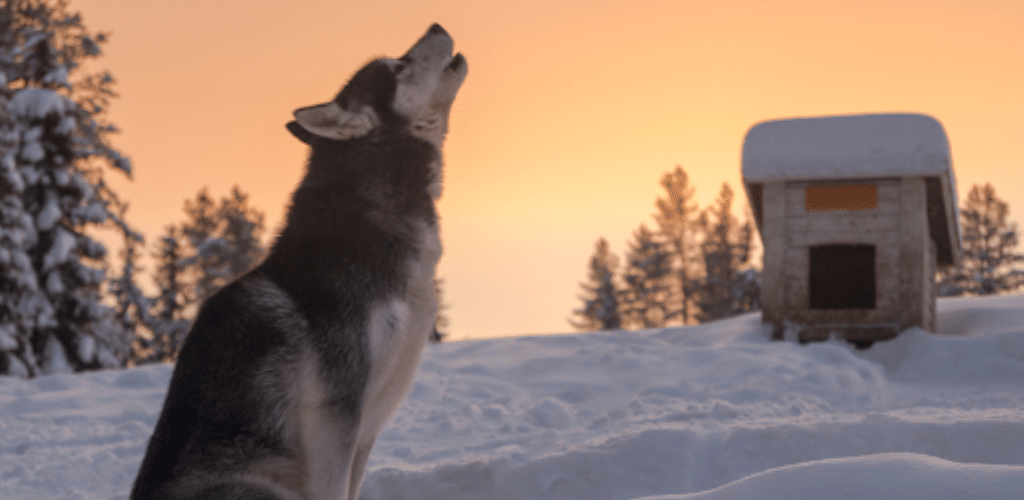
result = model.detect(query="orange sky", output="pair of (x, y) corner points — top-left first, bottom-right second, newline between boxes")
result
(71, 0), (1023, 340)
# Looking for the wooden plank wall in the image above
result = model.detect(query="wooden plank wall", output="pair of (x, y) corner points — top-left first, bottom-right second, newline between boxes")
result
(899, 177), (932, 331)
(758, 176), (939, 338)
(783, 179), (902, 326)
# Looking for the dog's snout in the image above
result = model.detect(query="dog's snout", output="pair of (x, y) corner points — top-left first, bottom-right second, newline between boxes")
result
(428, 23), (448, 36)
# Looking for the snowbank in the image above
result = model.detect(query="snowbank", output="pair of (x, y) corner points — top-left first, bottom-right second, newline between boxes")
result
(636, 453), (1024, 500)
(1, 295), (1023, 499)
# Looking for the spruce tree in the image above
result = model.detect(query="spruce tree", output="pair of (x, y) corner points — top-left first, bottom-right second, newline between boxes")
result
(217, 186), (265, 282)
(620, 224), (672, 329)
(693, 183), (759, 323)
(138, 187), (265, 362)
(180, 188), (219, 306)
(570, 237), (622, 331)
(181, 186), (265, 308)
(937, 183), (1024, 296)
(653, 166), (700, 325)
(144, 225), (189, 363)
(0, 0), (134, 376)
(108, 201), (152, 365)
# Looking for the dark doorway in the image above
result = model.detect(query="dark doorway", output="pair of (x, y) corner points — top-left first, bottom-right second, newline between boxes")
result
(809, 244), (876, 309)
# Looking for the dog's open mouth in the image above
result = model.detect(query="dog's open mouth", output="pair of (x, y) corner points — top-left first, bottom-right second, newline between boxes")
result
(447, 53), (466, 73)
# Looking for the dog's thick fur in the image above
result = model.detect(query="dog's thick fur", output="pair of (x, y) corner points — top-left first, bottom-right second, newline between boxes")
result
(130, 24), (467, 500)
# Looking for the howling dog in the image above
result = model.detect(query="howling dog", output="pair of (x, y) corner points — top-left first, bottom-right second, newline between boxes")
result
(131, 24), (467, 500)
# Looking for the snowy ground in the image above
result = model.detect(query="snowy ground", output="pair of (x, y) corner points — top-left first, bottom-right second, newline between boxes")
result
(2, 295), (1024, 500)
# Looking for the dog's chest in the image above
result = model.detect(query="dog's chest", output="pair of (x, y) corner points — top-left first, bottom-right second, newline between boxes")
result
(360, 220), (441, 435)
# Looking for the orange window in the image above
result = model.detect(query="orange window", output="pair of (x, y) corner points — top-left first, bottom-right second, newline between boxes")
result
(805, 184), (877, 211)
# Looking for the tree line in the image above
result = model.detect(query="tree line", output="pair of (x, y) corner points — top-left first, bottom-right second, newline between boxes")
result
(117, 187), (267, 365)
(572, 170), (1024, 333)
(571, 166), (760, 331)
(0, 0), (448, 377)
(936, 183), (1024, 297)
(0, 0), (273, 375)
(4, 1), (1023, 375)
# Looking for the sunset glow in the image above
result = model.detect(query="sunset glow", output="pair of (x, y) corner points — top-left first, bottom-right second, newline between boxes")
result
(73, 0), (1023, 340)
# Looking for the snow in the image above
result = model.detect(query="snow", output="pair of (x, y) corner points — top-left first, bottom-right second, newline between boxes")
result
(20, 125), (47, 163)
(19, 141), (46, 163)
(42, 67), (69, 88)
(637, 453), (1024, 500)
(2, 295), (1024, 499)
(41, 227), (76, 270)
(44, 271), (64, 295)
(36, 196), (61, 231)
(77, 335), (95, 364)
(9, 88), (74, 120)
(0, 325), (17, 350)
(741, 113), (952, 182)
(40, 336), (72, 375)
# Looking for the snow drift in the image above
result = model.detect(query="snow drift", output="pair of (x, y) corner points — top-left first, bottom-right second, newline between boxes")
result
(1, 295), (1023, 499)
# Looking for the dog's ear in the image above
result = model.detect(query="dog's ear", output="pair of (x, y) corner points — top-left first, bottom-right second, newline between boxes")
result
(292, 102), (377, 141)
(286, 120), (316, 144)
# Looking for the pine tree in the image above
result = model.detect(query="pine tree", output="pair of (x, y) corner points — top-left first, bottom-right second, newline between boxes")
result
(0, 0), (133, 376)
(570, 237), (622, 331)
(143, 225), (189, 363)
(693, 183), (759, 323)
(137, 187), (265, 362)
(107, 201), (152, 365)
(0, 84), (45, 376)
(653, 166), (700, 325)
(180, 187), (219, 307)
(937, 183), (1024, 296)
(620, 224), (672, 329)
(217, 186), (265, 282)
(181, 186), (266, 308)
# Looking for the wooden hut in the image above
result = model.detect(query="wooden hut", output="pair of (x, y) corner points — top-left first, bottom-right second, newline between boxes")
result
(741, 113), (960, 347)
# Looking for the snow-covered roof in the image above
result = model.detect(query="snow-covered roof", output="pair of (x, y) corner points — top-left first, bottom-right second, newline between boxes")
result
(740, 113), (961, 265)
(741, 113), (952, 182)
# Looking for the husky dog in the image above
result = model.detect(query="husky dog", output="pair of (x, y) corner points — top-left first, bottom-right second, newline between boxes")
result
(130, 24), (467, 500)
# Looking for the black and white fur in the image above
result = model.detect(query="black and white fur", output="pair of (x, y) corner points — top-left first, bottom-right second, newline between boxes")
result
(130, 24), (467, 500)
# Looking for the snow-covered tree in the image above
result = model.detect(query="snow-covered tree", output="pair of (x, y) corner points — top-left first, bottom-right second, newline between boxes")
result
(571, 237), (622, 331)
(107, 202), (152, 365)
(180, 188), (218, 307)
(141, 225), (189, 363)
(181, 186), (265, 308)
(620, 224), (672, 329)
(653, 166), (701, 325)
(693, 183), (759, 323)
(0, 73), (43, 377)
(937, 183), (1024, 296)
(216, 186), (265, 282)
(134, 188), (265, 363)
(0, 0), (134, 376)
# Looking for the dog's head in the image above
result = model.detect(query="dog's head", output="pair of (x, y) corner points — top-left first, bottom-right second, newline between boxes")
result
(288, 24), (467, 149)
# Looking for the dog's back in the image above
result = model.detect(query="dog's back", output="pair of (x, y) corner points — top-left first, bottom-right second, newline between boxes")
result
(130, 24), (466, 500)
